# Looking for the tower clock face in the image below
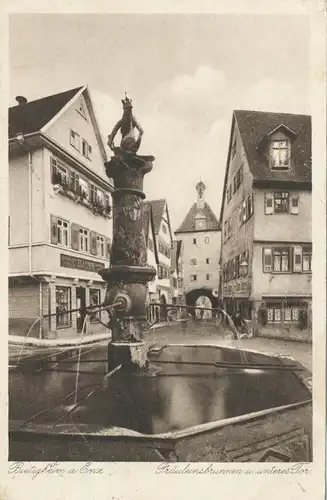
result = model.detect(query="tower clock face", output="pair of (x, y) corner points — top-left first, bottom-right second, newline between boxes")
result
(196, 219), (205, 229)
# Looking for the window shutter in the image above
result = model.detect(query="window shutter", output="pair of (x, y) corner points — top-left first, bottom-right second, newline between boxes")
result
(90, 231), (97, 255)
(293, 245), (302, 272)
(71, 223), (80, 251)
(50, 215), (58, 245)
(290, 194), (299, 214)
(263, 248), (272, 272)
(105, 237), (111, 259)
(264, 192), (274, 214)
(242, 200), (247, 222)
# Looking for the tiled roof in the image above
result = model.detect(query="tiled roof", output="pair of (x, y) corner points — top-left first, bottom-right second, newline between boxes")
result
(143, 199), (166, 234)
(234, 110), (311, 184)
(175, 202), (220, 233)
(9, 86), (83, 138)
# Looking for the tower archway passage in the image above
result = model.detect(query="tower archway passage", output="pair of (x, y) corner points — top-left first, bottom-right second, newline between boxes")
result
(185, 288), (218, 318)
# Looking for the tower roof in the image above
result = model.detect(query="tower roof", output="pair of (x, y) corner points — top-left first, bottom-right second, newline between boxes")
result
(175, 201), (220, 233)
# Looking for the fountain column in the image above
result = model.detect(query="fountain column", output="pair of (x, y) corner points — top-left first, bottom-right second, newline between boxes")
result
(99, 96), (156, 372)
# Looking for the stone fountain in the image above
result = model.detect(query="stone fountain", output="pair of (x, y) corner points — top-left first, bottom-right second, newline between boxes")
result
(8, 96), (312, 463)
(99, 94), (156, 372)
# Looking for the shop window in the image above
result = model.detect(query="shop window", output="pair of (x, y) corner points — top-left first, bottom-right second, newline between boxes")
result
(56, 286), (71, 328)
(89, 288), (101, 322)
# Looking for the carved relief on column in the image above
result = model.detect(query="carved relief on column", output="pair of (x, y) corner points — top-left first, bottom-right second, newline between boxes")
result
(111, 192), (147, 267)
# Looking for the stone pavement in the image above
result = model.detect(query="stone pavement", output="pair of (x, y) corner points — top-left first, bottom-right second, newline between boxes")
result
(148, 321), (312, 372)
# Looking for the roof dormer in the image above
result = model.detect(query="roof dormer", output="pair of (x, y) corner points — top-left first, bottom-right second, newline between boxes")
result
(257, 123), (297, 170)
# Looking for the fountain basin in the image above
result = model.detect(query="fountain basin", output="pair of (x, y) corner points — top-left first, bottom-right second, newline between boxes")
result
(9, 344), (312, 462)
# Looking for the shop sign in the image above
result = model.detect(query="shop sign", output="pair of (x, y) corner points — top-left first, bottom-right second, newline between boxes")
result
(60, 254), (105, 273)
(223, 278), (250, 296)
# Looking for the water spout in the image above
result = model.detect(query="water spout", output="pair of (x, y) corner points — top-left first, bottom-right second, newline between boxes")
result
(17, 317), (42, 363)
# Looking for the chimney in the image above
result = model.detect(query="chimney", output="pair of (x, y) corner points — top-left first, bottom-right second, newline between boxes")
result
(15, 96), (28, 105)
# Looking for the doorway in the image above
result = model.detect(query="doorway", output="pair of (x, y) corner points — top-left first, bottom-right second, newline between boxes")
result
(76, 287), (86, 334)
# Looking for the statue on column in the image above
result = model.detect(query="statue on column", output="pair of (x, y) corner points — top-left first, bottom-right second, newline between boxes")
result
(107, 94), (144, 155)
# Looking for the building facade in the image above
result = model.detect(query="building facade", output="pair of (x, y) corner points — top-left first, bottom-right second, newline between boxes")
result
(175, 182), (221, 312)
(142, 199), (177, 319)
(220, 110), (312, 341)
(9, 86), (113, 339)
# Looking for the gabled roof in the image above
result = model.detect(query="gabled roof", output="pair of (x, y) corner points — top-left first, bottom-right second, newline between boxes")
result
(142, 203), (159, 264)
(219, 110), (312, 224)
(143, 199), (166, 234)
(9, 86), (83, 138)
(170, 240), (183, 272)
(234, 109), (311, 184)
(175, 202), (220, 233)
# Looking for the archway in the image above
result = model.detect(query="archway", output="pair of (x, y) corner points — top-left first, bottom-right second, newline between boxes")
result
(195, 295), (213, 319)
(185, 288), (219, 319)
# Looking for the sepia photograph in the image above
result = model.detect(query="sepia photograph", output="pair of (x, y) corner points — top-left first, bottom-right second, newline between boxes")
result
(5, 8), (322, 473)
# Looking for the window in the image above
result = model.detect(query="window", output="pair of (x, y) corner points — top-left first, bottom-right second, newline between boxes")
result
(8, 216), (10, 246)
(82, 139), (92, 160)
(293, 245), (312, 272)
(232, 138), (237, 158)
(224, 220), (228, 242)
(263, 247), (290, 273)
(79, 228), (89, 252)
(56, 286), (71, 328)
(77, 101), (87, 120)
(51, 157), (69, 186)
(190, 258), (197, 266)
(79, 178), (89, 198)
(302, 245), (312, 271)
(70, 130), (80, 151)
(274, 192), (289, 213)
(265, 192), (299, 215)
(89, 288), (101, 322)
(205, 237), (210, 244)
(206, 274), (210, 280)
(148, 239), (153, 251)
(271, 140), (290, 168)
(227, 185), (232, 203)
(162, 224), (167, 234)
(267, 303), (303, 323)
(206, 258), (210, 264)
(233, 166), (243, 194)
(97, 235), (105, 257)
(193, 238), (197, 245)
(57, 218), (69, 247)
(190, 274), (197, 281)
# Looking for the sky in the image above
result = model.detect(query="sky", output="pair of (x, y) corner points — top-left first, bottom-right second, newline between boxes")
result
(9, 14), (310, 231)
